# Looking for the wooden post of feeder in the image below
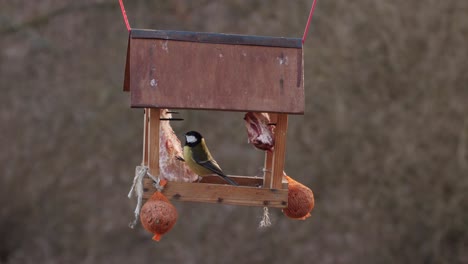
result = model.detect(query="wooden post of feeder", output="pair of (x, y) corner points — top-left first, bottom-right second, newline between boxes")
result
(271, 114), (288, 189)
(263, 113), (288, 189)
(263, 150), (274, 189)
(142, 108), (149, 166)
(263, 113), (277, 189)
(147, 108), (160, 177)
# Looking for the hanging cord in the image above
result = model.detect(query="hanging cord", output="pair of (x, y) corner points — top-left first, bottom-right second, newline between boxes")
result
(302, 0), (318, 45)
(119, 0), (131, 31)
(119, 0), (315, 43)
(128, 166), (165, 228)
(259, 207), (272, 228)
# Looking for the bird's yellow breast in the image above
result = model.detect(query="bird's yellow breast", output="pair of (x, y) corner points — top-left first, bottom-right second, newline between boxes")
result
(183, 145), (212, 176)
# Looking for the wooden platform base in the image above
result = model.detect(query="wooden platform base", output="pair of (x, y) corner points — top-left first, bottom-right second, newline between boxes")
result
(143, 175), (288, 208)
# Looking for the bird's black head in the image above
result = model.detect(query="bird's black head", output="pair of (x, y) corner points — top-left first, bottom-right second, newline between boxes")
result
(185, 131), (203, 147)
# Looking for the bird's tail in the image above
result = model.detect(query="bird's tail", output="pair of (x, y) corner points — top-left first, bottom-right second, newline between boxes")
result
(220, 175), (239, 186)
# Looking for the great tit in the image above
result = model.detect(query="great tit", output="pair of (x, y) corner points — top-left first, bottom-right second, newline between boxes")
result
(183, 131), (239, 186)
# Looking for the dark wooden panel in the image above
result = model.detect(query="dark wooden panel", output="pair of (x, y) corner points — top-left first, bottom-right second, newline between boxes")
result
(129, 39), (305, 114)
(131, 29), (302, 48)
(199, 175), (263, 187)
(198, 175), (288, 189)
(123, 34), (131, 92)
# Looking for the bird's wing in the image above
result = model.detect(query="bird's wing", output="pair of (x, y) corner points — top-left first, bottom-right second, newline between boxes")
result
(196, 159), (226, 177)
(197, 159), (238, 186)
(190, 140), (221, 174)
(190, 139), (238, 186)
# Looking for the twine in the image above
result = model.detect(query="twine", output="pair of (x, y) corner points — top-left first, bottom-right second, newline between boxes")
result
(259, 207), (272, 228)
(128, 165), (164, 228)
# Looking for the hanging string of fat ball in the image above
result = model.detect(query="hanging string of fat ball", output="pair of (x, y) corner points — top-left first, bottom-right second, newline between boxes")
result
(128, 165), (165, 228)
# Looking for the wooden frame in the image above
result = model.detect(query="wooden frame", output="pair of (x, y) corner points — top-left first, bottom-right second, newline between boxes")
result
(140, 108), (289, 208)
(125, 29), (304, 208)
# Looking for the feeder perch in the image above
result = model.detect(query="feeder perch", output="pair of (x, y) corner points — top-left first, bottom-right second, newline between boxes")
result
(123, 28), (305, 208)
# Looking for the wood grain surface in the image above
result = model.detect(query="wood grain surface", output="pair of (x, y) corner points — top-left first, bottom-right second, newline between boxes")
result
(128, 38), (304, 113)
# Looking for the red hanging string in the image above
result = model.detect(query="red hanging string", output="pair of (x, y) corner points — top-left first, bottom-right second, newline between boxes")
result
(119, 0), (131, 31)
(302, 0), (318, 45)
(119, 0), (315, 41)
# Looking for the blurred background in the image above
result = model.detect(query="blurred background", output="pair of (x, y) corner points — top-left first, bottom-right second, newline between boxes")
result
(1, 0), (468, 263)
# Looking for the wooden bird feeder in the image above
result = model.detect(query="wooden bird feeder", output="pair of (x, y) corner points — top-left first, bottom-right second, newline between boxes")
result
(120, 0), (316, 208)
(123, 28), (304, 208)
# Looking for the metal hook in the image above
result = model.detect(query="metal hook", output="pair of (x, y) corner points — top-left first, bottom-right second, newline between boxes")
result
(160, 118), (184, 121)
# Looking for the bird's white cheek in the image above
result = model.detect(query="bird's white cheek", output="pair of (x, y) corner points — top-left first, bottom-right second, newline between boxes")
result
(186, 135), (197, 143)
